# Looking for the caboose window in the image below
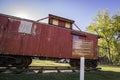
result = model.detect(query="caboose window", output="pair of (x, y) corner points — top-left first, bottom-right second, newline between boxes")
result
(65, 22), (71, 28)
(53, 19), (58, 25)
(18, 21), (33, 34)
(73, 35), (79, 39)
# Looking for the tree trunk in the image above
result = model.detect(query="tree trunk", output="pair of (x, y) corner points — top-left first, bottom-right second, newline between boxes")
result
(107, 41), (112, 64)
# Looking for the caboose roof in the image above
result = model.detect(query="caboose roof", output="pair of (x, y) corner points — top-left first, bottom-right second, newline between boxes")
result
(49, 14), (74, 23)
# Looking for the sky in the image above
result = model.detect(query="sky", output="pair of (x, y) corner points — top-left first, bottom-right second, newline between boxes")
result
(0, 0), (120, 31)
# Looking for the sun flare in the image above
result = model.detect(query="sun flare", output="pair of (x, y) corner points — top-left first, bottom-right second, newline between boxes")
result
(15, 12), (30, 19)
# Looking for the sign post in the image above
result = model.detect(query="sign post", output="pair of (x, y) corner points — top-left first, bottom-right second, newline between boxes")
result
(80, 57), (85, 80)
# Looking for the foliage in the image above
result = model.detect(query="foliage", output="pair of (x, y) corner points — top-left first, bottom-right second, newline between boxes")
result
(112, 14), (120, 65)
(86, 10), (120, 65)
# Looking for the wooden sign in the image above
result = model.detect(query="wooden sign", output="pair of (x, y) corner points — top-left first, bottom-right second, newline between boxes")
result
(72, 39), (93, 57)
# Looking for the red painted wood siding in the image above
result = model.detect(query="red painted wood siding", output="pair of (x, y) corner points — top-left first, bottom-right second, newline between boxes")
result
(0, 15), (72, 58)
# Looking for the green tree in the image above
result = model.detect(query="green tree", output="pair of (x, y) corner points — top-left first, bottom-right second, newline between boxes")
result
(112, 14), (120, 65)
(86, 10), (116, 64)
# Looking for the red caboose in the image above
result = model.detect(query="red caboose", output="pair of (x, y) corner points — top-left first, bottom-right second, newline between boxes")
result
(0, 13), (99, 68)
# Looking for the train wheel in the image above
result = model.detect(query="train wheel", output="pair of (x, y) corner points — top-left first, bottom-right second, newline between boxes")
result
(85, 59), (98, 69)
(26, 57), (32, 66)
(91, 60), (98, 68)
(70, 59), (98, 69)
(12, 56), (32, 68)
(12, 57), (26, 68)
(12, 56), (32, 73)
(0, 55), (15, 67)
(0, 57), (7, 66)
(69, 59), (80, 68)
(85, 60), (91, 69)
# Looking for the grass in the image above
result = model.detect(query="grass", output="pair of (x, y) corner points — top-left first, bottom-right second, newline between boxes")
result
(0, 70), (120, 80)
(30, 60), (70, 66)
(98, 65), (120, 72)
(0, 73), (79, 80)
(0, 60), (120, 80)
(85, 71), (120, 80)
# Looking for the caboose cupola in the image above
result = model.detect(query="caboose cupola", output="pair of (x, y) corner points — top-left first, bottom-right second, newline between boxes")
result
(48, 14), (74, 29)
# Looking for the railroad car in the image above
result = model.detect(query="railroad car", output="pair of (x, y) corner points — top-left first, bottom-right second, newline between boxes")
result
(0, 13), (99, 69)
